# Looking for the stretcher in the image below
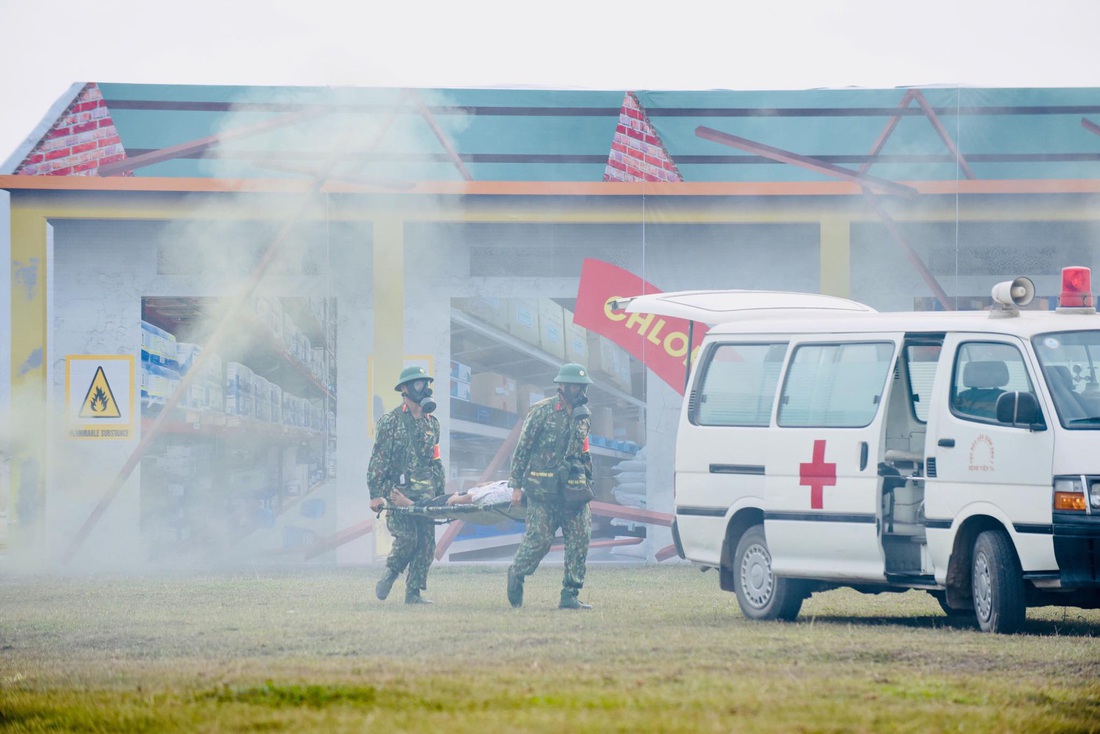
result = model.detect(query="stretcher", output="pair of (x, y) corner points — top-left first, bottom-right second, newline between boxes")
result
(378, 497), (528, 526)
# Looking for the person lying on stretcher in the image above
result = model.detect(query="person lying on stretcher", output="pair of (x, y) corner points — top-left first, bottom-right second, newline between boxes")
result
(387, 480), (514, 509)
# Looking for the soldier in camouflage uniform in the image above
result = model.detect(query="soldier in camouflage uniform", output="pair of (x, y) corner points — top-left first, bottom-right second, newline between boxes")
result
(507, 363), (595, 609)
(369, 366), (446, 604)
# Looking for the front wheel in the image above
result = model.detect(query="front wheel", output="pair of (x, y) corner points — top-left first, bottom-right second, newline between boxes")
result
(733, 525), (804, 622)
(972, 530), (1026, 633)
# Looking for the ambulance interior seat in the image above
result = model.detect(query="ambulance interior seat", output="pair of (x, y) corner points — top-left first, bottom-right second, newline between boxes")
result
(954, 360), (1009, 420)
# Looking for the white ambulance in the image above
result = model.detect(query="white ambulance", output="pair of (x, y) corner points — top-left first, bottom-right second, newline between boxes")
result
(616, 267), (1100, 633)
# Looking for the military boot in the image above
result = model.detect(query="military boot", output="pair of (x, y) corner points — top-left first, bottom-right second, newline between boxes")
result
(405, 589), (433, 605)
(375, 569), (399, 601)
(559, 588), (592, 610)
(507, 567), (524, 608)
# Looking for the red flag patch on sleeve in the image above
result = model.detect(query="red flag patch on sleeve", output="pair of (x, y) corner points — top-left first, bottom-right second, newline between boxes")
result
(582, 436), (590, 452)
(433, 444), (441, 460)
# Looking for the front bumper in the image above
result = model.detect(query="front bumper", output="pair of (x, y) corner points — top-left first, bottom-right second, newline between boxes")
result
(1053, 512), (1100, 586)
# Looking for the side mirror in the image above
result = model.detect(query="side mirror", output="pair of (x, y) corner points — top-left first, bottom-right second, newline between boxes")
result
(995, 391), (1045, 430)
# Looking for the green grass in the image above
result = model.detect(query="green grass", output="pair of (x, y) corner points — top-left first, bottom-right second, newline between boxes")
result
(1, 564), (1098, 733)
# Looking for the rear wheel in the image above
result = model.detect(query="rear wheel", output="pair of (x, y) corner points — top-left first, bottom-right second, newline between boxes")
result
(972, 530), (1026, 634)
(733, 525), (804, 622)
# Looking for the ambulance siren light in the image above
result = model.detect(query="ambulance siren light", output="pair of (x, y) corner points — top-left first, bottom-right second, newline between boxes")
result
(1059, 266), (1093, 309)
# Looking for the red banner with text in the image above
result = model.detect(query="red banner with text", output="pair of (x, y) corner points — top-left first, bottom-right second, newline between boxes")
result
(573, 259), (707, 395)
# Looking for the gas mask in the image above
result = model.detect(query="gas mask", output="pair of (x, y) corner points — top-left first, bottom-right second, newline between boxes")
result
(560, 384), (590, 420)
(405, 379), (437, 414)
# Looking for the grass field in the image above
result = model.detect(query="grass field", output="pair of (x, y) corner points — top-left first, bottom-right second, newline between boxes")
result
(1, 563), (1099, 733)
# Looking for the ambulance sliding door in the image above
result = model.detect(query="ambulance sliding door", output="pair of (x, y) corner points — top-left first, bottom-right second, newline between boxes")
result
(765, 336), (899, 581)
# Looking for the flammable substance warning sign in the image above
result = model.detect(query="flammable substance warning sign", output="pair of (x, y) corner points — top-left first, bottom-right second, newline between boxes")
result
(66, 355), (135, 440)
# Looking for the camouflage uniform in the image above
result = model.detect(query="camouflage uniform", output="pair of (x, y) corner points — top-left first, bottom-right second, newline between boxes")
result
(368, 403), (445, 595)
(509, 395), (593, 595)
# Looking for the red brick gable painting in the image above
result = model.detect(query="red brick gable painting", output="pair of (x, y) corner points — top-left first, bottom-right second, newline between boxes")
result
(15, 83), (130, 176)
(604, 91), (683, 183)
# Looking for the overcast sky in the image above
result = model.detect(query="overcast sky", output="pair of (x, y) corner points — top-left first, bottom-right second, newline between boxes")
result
(3, 0), (1100, 166)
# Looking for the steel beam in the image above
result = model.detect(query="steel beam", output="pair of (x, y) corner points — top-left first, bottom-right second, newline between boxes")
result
(98, 109), (326, 176)
(695, 126), (917, 198)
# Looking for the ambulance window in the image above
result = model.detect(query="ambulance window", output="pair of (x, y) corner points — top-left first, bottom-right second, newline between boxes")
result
(695, 343), (788, 426)
(905, 343), (942, 423)
(778, 342), (894, 428)
(1032, 330), (1100, 429)
(950, 342), (1034, 423)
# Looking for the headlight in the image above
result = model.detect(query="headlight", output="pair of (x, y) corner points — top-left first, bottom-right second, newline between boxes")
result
(1091, 481), (1100, 510)
(1053, 477), (1087, 512)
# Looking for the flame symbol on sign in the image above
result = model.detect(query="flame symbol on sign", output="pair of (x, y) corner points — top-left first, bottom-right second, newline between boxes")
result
(90, 387), (109, 413)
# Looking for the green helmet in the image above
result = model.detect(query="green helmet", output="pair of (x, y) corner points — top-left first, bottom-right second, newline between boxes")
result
(394, 365), (433, 391)
(553, 363), (594, 385)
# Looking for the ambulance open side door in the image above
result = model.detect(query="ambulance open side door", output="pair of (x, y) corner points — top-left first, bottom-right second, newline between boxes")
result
(763, 334), (900, 582)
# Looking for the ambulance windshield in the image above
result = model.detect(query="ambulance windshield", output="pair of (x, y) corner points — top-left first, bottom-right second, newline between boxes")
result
(1032, 330), (1100, 429)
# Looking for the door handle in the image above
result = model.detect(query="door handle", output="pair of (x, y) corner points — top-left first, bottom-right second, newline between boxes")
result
(859, 442), (868, 471)
(938, 438), (956, 448)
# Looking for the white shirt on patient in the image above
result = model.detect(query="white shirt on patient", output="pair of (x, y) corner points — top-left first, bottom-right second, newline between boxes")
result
(466, 480), (513, 506)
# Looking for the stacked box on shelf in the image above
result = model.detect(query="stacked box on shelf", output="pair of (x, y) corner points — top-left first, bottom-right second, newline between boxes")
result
(205, 351), (224, 413)
(270, 382), (283, 424)
(141, 321), (178, 368)
(282, 392), (298, 427)
(586, 332), (617, 381)
(450, 359), (471, 402)
(470, 371), (517, 413)
(507, 298), (541, 347)
(206, 379), (224, 414)
(591, 406), (614, 439)
(140, 361), (180, 414)
(294, 396), (305, 430)
(311, 347), (326, 383)
(283, 313), (300, 357)
(181, 379), (206, 410)
(517, 383), (545, 415)
(460, 295), (508, 329)
(302, 397), (312, 429)
(538, 300), (566, 360)
(253, 374), (272, 422)
(171, 345), (204, 413)
(225, 362), (255, 417)
(158, 443), (215, 477)
(450, 378), (471, 401)
(586, 333), (632, 391)
(176, 343), (225, 412)
(611, 345), (633, 393)
(296, 332), (311, 364)
(563, 310), (589, 365)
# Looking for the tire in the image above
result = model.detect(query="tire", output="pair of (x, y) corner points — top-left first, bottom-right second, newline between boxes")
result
(971, 530), (1027, 634)
(732, 525), (804, 622)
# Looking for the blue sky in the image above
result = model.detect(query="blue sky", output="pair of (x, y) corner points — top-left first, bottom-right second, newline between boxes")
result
(2, 0), (1100, 167)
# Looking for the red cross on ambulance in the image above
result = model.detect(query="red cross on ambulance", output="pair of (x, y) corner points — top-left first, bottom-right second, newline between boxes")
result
(799, 439), (836, 509)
